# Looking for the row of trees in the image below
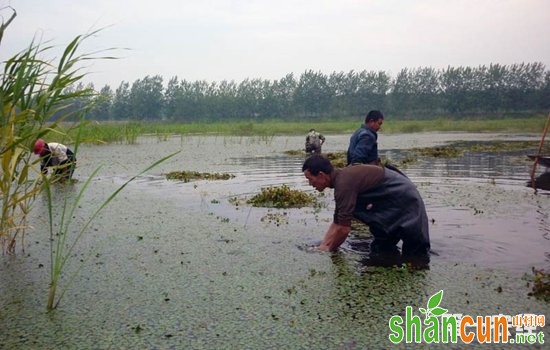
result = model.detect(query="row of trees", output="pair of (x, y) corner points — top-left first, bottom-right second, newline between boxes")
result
(72, 62), (549, 121)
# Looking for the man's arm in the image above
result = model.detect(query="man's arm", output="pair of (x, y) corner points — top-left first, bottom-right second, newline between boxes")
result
(318, 222), (352, 251)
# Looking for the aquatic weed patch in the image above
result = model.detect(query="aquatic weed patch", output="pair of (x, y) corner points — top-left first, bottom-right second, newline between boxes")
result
(527, 267), (550, 302)
(284, 150), (348, 167)
(260, 210), (289, 226)
(459, 140), (550, 153)
(284, 149), (305, 156)
(324, 151), (347, 167)
(165, 171), (235, 182)
(411, 146), (464, 158)
(247, 184), (316, 208)
(411, 140), (550, 159)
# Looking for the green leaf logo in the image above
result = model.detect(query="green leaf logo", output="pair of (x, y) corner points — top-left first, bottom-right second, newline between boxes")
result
(419, 290), (448, 321)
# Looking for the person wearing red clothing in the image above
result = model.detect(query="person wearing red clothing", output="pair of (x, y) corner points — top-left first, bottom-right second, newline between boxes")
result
(33, 139), (76, 180)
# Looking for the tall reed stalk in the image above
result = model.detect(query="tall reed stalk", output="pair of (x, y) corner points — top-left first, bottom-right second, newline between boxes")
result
(44, 152), (177, 310)
(0, 7), (109, 253)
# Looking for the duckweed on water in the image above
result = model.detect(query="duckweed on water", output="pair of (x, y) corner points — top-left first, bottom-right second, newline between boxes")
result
(165, 170), (235, 182)
(260, 211), (289, 225)
(247, 184), (316, 208)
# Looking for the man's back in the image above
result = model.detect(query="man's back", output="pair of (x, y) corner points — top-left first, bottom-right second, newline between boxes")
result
(346, 125), (378, 165)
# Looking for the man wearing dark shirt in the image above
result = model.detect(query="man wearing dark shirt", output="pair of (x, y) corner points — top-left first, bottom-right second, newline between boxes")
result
(302, 154), (430, 262)
(347, 110), (384, 165)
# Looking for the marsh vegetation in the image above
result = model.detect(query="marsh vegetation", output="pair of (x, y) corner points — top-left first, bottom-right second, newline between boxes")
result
(246, 184), (317, 209)
(166, 170), (235, 182)
(48, 116), (549, 144)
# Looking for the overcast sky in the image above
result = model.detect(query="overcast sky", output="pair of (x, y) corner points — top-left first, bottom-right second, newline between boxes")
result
(1, 0), (549, 88)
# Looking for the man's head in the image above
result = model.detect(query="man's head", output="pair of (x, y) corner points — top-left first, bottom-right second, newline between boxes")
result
(33, 139), (46, 156)
(302, 155), (333, 192)
(364, 110), (384, 131)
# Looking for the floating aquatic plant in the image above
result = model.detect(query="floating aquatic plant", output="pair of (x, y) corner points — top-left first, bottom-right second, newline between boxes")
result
(324, 151), (347, 167)
(284, 149), (304, 156)
(260, 211), (288, 225)
(165, 170), (235, 182)
(527, 267), (550, 302)
(411, 146), (464, 158)
(464, 141), (550, 153)
(410, 141), (550, 159)
(247, 184), (316, 208)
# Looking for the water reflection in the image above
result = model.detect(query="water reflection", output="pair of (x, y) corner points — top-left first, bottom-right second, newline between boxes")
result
(232, 155), (304, 177)
(386, 149), (531, 182)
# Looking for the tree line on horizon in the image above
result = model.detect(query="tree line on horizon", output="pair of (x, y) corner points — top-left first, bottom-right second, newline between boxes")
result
(68, 62), (550, 122)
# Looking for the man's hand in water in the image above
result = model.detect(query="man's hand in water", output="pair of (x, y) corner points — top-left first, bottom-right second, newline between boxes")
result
(318, 222), (352, 252)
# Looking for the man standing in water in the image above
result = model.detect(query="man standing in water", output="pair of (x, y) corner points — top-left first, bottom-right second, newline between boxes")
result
(302, 154), (430, 263)
(347, 110), (384, 165)
(305, 128), (326, 155)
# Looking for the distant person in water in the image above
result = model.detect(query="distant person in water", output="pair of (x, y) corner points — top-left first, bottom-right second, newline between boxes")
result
(33, 139), (76, 181)
(305, 129), (326, 155)
(347, 110), (384, 165)
(347, 110), (407, 177)
(302, 154), (430, 265)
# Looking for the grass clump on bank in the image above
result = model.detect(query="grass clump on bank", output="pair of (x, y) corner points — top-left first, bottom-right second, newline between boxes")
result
(247, 184), (316, 208)
(166, 171), (235, 182)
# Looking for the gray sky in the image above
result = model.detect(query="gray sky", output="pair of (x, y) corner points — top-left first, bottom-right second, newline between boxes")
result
(1, 0), (549, 89)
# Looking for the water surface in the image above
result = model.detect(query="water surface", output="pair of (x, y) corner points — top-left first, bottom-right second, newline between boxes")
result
(1, 133), (548, 349)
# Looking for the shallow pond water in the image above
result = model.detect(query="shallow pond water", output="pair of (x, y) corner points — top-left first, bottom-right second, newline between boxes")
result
(1, 133), (549, 349)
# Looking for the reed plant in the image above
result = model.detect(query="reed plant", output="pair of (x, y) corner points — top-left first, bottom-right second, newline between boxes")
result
(0, 9), (102, 253)
(44, 152), (177, 310)
(1, 8), (172, 311)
